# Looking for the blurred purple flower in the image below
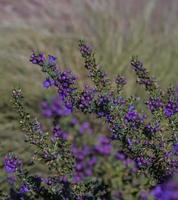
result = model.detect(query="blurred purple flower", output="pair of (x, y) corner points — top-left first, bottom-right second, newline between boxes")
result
(43, 78), (54, 88)
(4, 154), (22, 174)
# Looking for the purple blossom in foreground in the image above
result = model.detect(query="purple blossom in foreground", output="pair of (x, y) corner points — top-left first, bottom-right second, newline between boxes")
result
(140, 191), (149, 200)
(72, 145), (97, 183)
(151, 176), (178, 200)
(19, 184), (30, 194)
(41, 95), (72, 118)
(95, 135), (112, 156)
(79, 122), (92, 134)
(4, 154), (22, 173)
(116, 151), (138, 173)
(115, 151), (127, 161)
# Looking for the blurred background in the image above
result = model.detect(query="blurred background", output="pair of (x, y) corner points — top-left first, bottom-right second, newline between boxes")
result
(0, 0), (178, 186)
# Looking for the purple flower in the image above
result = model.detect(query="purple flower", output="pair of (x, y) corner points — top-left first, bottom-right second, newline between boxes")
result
(115, 75), (127, 92)
(48, 55), (57, 66)
(79, 40), (110, 89)
(70, 118), (78, 126)
(124, 105), (145, 129)
(55, 70), (77, 98)
(146, 97), (163, 112)
(95, 135), (112, 155)
(96, 94), (111, 118)
(131, 58), (156, 91)
(135, 156), (151, 168)
(151, 176), (178, 200)
(72, 145), (97, 183)
(140, 191), (149, 200)
(78, 87), (96, 112)
(52, 125), (68, 141)
(41, 95), (72, 118)
(43, 78), (54, 88)
(152, 185), (162, 199)
(174, 143), (178, 154)
(116, 151), (127, 161)
(79, 42), (92, 59)
(19, 184), (30, 194)
(30, 51), (46, 66)
(125, 105), (138, 121)
(164, 101), (176, 117)
(79, 122), (92, 134)
(4, 154), (22, 173)
(131, 58), (157, 91)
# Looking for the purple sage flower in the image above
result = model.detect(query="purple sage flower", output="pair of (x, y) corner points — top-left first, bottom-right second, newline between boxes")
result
(30, 51), (46, 66)
(43, 78), (55, 88)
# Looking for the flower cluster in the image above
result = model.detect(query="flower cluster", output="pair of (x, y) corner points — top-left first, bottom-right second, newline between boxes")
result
(30, 51), (46, 66)
(146, 97), (164, 113)
(131, 57), (157, 92)
(151, 176), (178, 200)
(72, 145), (97, 183)
(4, 153), (22, 174)
(115, 74), (127, 93)
(164, 100), (178, 117)
(77, 86), (96, 113)
(95, 135), (112, 156)
(2, 40), (178, 200)
(41, 95), (72, 118)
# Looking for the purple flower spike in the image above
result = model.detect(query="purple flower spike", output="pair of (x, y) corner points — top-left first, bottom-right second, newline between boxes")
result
(4, 154), (22, 174)
(43, 78), (55, 88)
(52, 125), (68, 141)
(30, 51), (46, 66)
(95, 135), (112, 156)
(19, 184), (30, 194)
(174, 143), (178, 154)
(79, 122), (92, 134)
(48, 55), (57, 66)
(41, 95), (72, 118)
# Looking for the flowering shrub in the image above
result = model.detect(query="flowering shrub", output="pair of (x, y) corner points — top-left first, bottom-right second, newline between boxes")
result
(1, 40), (178, 199)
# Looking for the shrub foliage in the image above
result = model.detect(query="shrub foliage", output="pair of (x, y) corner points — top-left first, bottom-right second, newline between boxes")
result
(1, 41), (178, 200)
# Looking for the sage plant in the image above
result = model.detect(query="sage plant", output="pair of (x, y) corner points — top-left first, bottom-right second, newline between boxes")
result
(1, 40), (178, 200)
